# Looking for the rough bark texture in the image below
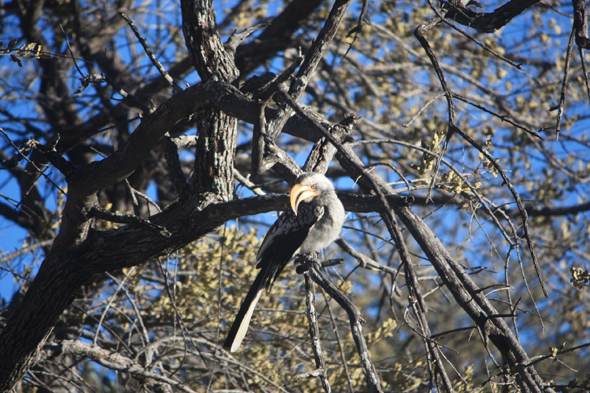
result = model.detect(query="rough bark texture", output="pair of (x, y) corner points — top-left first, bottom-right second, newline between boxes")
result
(445, 0), (542, 33)
(181, 0), (239, 199)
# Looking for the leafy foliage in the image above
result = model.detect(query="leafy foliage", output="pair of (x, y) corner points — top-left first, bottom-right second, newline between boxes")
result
(0, 40), (53, 67)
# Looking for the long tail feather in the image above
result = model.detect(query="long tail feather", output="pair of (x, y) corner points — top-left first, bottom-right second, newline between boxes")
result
(224, 272), (266, 352)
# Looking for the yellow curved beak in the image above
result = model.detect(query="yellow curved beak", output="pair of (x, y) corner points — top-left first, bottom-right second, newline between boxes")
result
(290, 184), (317, 215)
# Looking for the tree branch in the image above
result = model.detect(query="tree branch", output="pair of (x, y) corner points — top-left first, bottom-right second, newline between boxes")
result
(299, 254), (384, 393)
(302, 272), (331, 393)
(444, 0), (542, 33)
(39, 340), (198, 393)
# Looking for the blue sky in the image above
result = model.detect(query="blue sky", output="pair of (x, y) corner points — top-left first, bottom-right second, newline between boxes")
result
(0, 174), (29, 300)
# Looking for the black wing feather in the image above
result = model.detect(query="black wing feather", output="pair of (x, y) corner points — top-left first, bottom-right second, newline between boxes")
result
(256, 204), (324, 289)
(256, 224), (310, 289)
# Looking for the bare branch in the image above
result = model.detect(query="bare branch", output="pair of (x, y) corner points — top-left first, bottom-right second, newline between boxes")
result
(299, 254), (384, 393)
(39, 341), (198, 393)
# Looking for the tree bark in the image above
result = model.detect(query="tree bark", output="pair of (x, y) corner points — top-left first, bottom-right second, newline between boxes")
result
(181, 0), (239, 199)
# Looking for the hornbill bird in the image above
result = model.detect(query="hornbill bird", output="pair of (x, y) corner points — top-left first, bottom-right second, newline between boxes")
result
(224, 172), (345, 352)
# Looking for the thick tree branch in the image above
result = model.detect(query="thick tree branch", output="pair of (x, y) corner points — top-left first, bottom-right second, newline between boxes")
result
(181, 0), (239, 198)
(445, 0), (542, 33)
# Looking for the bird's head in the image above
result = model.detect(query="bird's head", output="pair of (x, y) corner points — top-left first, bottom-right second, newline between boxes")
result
(290, 173), (334, 215)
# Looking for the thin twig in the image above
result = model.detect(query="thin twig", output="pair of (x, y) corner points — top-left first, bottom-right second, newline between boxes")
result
(403, 93), (445, 128)
(88, 207), (171, 237)
(319, 284), (355, 393)
(233, 169), (265, 196)
(0, 129), (68, 198)
(225, 20), (272, 53)
(450, 124), (548, 297)
(413, 10), (455, 201)
(0, 239), (53, 265)
(120, 13), (182, 93)
(452, 93), (541, 139)
(550, 27), (575, 139)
